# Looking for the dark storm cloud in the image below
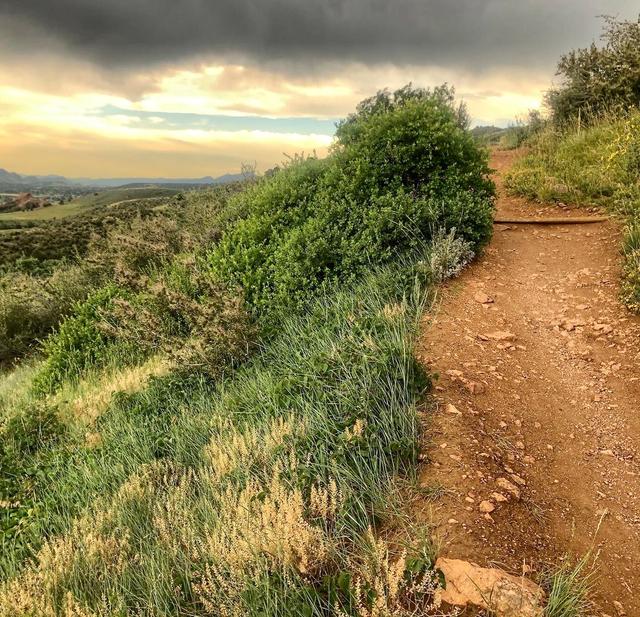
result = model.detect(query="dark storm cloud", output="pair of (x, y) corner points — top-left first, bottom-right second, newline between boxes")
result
(0, 0), (637, 73)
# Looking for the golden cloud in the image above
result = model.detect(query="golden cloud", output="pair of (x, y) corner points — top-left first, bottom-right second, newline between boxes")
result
(0, 60), (547, 177)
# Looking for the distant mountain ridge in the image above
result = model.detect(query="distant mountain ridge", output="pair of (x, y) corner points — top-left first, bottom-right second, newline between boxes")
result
(0, 168), (72, 186)
(0, 167), (246, 189)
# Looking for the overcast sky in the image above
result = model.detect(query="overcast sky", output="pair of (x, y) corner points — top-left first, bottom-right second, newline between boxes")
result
(0, 1), (637, 177)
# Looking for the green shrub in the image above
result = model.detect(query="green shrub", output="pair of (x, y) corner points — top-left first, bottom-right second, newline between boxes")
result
(0, 262), (104, 363)
(622, 221), (640, 311)
(87, 215), (184, 284)
(546, 16), (640, 124)
(0, 273), (52, 362)
(0, 188), (238, 364)
(0, 256), (59, 277)
(98, 264), (256, 380)
(332, 84), (483, 196)
(33, 285), (129, 394)
(423, 228), (474, 283)
(210, 85), (495, 324)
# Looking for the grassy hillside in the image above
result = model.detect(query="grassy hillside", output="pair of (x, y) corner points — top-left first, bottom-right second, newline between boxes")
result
(0, 187), (180, 224)
(505, 110), (640, 311)
(505, 16), (640, 312)
(0, 85), (495, 615)
(67, 186), (181, 210)
(470, 125), (509, 146)
(0, 200), (162, 268)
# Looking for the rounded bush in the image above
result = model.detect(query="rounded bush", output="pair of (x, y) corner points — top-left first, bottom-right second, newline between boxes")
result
(210, 85), (495, 324)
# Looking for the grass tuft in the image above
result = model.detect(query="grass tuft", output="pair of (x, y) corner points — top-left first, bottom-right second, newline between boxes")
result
(543, 556), (595, 617)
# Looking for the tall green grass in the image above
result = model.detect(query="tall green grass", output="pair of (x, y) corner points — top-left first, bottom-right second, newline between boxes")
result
(622, 221), (640, 311)
(0, 252), (444, 615)
(543, 556), (595, 617)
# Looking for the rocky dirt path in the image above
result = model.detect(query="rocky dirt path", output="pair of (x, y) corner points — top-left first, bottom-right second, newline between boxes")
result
(415, 150), (640, 615)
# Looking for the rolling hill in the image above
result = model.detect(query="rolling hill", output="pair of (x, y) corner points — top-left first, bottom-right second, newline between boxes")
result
(0, 187), (180, 223)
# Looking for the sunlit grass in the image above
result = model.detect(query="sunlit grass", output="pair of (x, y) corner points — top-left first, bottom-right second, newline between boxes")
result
(51, 354), (171, 425)
(0, 257), (439, 615)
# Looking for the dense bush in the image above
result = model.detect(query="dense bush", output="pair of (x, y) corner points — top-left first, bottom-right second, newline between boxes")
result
(0, 220), (36, 231)
(87, 215), (184, 287)
(32, 286), (128, 394)
(0, 185), (243, 364)
(99, 264), (255, 379)
(546, 15), (640, 124)
(211, 85), (495, 323)
(30, 263), (254, 393)
(0, 205), (162, 362)
(5, 86), (493, 374)
(0, 262), (105, 363)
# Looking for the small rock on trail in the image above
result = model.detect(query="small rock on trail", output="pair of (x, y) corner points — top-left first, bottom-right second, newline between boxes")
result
(479, 500), (496, 513)
(474, 292), (495, 304)
(485, 331), (517, 342)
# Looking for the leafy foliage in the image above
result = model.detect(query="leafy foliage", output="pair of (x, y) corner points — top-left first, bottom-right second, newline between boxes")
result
(423, 228), (474, 283)
(99, 263), (255, 379)
(546, 15), (640, 124)
(0, 184), (245, 365)
(0, 262), (105, 364)
(210, 85), (494, 324)
(32, 286), (128, 394)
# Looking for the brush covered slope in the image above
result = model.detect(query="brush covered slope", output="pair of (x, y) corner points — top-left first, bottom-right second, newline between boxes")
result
(0, 85), (494, 616)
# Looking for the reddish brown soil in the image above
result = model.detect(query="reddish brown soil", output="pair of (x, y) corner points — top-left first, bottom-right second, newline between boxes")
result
(415, 150), (640, 615)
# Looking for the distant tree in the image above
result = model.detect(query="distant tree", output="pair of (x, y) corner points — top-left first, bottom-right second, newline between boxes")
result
(546, 15), (640, 124)
(263, 166), (281, 178)
(525, 109), (545, 134)
(240, 160), (257, 180)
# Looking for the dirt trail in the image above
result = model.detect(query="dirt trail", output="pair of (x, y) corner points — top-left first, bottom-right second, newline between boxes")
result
(415, 150), (640, 615)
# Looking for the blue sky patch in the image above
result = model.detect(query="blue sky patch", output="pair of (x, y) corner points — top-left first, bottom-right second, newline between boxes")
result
(97, 105), (338, 135)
